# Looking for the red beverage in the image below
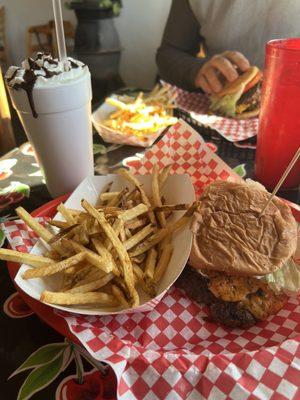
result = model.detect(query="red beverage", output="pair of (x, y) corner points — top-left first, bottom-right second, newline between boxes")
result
(255, 38), (300, 190)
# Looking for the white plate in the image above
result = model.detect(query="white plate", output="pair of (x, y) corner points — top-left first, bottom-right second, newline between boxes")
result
(15, 174), (195, 315)
(92, 102), (164, 147)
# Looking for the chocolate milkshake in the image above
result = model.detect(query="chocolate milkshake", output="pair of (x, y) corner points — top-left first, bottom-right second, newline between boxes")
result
(6, 53), (93, 197)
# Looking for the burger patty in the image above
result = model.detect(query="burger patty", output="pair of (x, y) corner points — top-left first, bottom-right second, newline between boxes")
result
(237, 82), (261, 105)
(210, 302), (256, 329)
(175, 266), (257, 328)
(176, 265), (218, 306)
(236, 83), (261, 113)
(176, 266), (286, 328)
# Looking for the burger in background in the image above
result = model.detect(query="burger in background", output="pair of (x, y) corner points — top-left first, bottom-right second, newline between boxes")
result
(209, 66), (262, 119)
(177, 180), (298, 328)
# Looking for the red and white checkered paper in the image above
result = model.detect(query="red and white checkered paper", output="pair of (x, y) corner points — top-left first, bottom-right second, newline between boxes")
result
(163, 82), (259, 143)
(3, 120), (300, 400)
(124, 119), (241, 198)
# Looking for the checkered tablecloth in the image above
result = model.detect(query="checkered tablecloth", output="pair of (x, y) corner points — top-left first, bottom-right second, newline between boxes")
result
(3, 120), (300, 400)
(124, 119), (241, 197)
(163, 82), (259, 143)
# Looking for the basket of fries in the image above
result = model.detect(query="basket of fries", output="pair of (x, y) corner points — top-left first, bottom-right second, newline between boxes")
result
(3, 167), (196, 315)
(92, 86), (178, 147)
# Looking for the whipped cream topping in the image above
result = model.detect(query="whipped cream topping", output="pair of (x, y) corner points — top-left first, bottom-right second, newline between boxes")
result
(5, 53), (86, 89)
(5, 52), (87, 118)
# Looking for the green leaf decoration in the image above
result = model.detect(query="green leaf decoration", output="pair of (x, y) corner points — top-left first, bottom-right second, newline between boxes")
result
(0, 229), (5, 248)
(233, 163), (246, 178)
(93, 144), (107, 155)
(112, 2), (121, 15)
(0, 181), (30, 197)
(17, 352), (65, 400)
(100, 0), (112, 8)
(61, 346), (74, 371)
(9, 343), (67, 379)
(15, 182), (30, 197)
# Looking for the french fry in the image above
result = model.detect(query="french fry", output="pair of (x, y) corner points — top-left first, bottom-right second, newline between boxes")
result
(41, 290), (119, 306)
(82, 201), (135, 279)
(71, 266), (105, 288)
(145, 248), (158, 280)
(96, 181), (113, 207)
(124, 200), (134, 209)
(99, 192), (120, 202)
(61, 263), (90, 290)
(158, 235), (172, 257)
(66, 273), (114, 294)
(109, 109), (123, 119)
(111, 284), (130, 307)
(124, 227), (132, 238)
(91, 238), (120, 276)
(48, 220), (70, 229)
(125, 217), (148, 230)
(89, 219), (101, 235)
(130, 203), (197, 256)
(106, 97), (127, 110)
(119, 220), (126, 242)
(66, 209), (84, 216)
(158, 165), (172, 190)
(23, 252), (86, 279)
(153, 204), (190, 212)
(64, 261), (87, 275)
(131, 254), (147, 265)
(120, 190), (131, 209)
(61, 239), (113, 274)
(126, 188), (139, 202)
(105, 218), (124, 250)
(78, 219), (89, 245)
(57, 203), (76, 225)
(84, 252), (113, 274)
(153, 244), (173, 283)
(81, 200), (138, 306)
(132, 263), (144, 281)
(118, 169), (156, 225)
(48, 224), (79, 244)
(130, 217), (189, 256)
(119, 203), (148, 222)
(44, 249), (61, 261)
(133, 264), (156, 297)
(96, 206), (122, 216)
(107, 188), (128, 207)
(152, 164), (166, 227)
(113, 276), (129, 294)
(0, 248), (54, 267)
(16, 207), (53, 242)
(16, 207), (69, 258)
(123, 224), (154, 250)
(61, 272), (74, 291)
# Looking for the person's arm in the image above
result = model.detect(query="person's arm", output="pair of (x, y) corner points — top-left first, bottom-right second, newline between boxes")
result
(156, 0), (205, 91)
(156, 0), (250, 94)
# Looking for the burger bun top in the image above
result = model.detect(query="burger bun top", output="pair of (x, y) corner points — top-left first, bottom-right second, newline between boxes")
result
(190, 180), (298, 276)
(216, 66), (260, 98)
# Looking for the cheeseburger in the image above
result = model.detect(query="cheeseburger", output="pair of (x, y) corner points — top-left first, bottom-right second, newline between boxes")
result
(209, 66), (262, 119)
(177, 180), (298, 328)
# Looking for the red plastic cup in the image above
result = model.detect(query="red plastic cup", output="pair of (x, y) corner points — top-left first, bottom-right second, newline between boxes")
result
(255, 38), (300, 190)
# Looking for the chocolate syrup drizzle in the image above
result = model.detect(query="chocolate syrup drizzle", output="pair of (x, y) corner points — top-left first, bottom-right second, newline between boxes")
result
(6, 53), (82, 119)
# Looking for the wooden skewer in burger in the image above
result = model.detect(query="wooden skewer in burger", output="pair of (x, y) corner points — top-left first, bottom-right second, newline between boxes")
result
(178, 151), (299, 328)
(259, 146), (300, 216)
